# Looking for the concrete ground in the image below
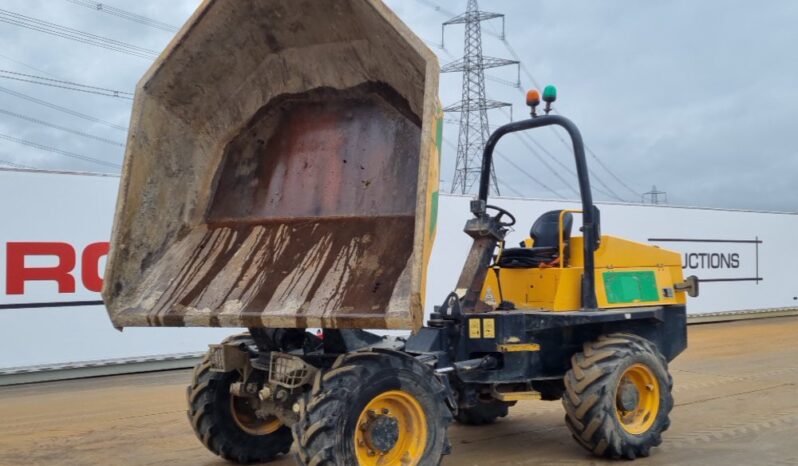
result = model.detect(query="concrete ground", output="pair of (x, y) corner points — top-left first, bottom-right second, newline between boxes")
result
(2, 317), (798, 466)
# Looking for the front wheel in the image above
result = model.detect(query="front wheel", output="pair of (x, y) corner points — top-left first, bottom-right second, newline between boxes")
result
(563, 334), (673, 460)
(293, 350), (452, 465)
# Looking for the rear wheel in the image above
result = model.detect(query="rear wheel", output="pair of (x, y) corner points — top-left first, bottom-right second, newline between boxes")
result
(293, 350), (451, 465)
(187, 335), (293, 464)
(562, 334), (672, 459)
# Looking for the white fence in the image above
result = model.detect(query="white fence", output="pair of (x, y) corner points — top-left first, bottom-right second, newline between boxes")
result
(1, 168), (796, 369)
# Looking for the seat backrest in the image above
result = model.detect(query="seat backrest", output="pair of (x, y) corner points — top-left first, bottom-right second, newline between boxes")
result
(530, 210), (573, 249)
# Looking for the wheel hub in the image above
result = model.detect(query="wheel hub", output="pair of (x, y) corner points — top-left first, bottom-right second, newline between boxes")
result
(354, 390), (427, 465)
(362, 411), (400, 453)
(614, 363), (661, 435)
(230, 395), (283, 436)
(617, 381), (641, 412)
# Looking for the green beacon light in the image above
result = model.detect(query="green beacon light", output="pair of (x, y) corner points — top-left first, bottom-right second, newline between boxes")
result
(543, 85), (557, 114)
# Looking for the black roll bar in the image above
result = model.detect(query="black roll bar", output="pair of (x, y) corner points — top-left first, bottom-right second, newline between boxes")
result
(478, 115), (600, 310)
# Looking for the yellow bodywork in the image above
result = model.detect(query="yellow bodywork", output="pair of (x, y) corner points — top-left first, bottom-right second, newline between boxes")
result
(481, 235), (687, 311)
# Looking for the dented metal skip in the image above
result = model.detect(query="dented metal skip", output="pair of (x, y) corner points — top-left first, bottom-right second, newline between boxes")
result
(103, 0), (442, 331)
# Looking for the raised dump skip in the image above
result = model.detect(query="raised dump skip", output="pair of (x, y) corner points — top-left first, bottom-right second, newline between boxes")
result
(103, 0), (441, 330)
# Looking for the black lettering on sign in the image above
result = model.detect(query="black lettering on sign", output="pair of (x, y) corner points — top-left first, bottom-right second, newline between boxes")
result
(682, 252), (740, 270)
(648, 237), (762, 284)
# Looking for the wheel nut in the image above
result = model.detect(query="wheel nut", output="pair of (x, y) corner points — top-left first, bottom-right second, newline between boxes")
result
(292, 403), (301, 414)
(382, 408), (390, 415)
(368, 449), (376, 457)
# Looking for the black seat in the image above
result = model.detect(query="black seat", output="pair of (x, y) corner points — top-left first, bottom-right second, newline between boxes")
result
(497, 210), (574, 268)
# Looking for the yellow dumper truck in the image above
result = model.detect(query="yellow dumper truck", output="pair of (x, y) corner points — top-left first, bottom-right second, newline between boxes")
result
(104, 1), (697, 464)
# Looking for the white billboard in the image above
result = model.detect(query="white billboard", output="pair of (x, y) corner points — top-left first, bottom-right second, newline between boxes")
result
(0, 168), (235, 368)
(1, 168), (796, 369)
(426, 196), (797, 315)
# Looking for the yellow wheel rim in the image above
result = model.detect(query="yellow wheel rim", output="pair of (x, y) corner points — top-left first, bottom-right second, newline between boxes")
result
(354, 390), (428, 466)
(230, 396), (283, 436)
(614, 363), (660, 435)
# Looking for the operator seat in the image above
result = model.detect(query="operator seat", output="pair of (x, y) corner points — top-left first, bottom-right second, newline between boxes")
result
(497, 210), (573, 268)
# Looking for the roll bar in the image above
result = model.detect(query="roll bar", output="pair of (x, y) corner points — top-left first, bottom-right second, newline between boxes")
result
(478, 115), (600, 310)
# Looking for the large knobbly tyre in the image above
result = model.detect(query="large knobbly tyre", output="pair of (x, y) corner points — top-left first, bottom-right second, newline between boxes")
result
(293, 350), (452, 466)
(455, 399), (510, 425)
(563, 333), (673, 460)
(187, 334), (293, 464)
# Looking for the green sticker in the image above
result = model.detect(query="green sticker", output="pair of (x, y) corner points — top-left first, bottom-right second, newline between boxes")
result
(603, 271), (659, 304)
(435, 114), (444, 156)
(429, 190), (439, 236)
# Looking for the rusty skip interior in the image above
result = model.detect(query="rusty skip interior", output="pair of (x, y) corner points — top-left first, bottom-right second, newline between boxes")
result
(137, 83), (424, 327)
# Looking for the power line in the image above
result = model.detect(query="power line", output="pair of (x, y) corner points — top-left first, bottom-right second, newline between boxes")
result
(0, 157), (35, 169)
(0, 9), (159, 59)
(497, 179), (524, 197)
(506, 68), (639, 198)
(544, 126), (627, 201)
(0, 69), (134, 100)
(522, 131), (626, 201)
(542, 105), (637, 199)
(0, 52), (58, 77)
(411, 0), (457, 18)
(0, 133), (121, 169)
(65, 0), (180, 33)
(444, 137), (561, 199)
(445, 116), (627, 200)
(495, 150), (565, 199)
(511, 132), (580, 198)
(0, 86), (128, 132)
(0, 108), (125, 147)
(485, 73), (521, 89)
(490, 24), (640, 199)
(422, 0), (506, 43)
(444, 117), (577, 197)
(0, 8), (160, 54)
(585, 146), (642, 199)
(519, 131), (576, 177)
(408, 0), (640, 200)
(498, 34), (542, 89)
(0, 17), (156, 60)
(505, 82), (630, 200)
(501, 66), (630, 201)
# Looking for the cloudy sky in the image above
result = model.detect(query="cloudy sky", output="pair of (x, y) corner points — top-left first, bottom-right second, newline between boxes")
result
(0, 0), (796, 212)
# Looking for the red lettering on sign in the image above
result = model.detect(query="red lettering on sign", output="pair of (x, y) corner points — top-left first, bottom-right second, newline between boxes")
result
(80, 242), (110, 293)
(6, 242), (76, 294)
(81, 242), (109, 293)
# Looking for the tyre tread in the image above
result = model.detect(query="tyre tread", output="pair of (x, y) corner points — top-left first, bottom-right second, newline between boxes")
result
(562, 333), (673, 460)
(293, 350), (451, 466)
(186, 333), (293, 464)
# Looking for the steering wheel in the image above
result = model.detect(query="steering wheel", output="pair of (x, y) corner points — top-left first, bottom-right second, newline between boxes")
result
(485, 204), (516, 227)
